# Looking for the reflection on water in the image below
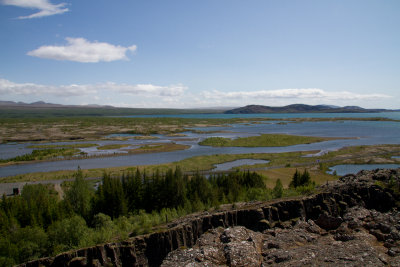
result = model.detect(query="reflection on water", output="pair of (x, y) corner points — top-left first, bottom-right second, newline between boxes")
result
(212, 159), (270, 171)
(327, 164), (400, 176)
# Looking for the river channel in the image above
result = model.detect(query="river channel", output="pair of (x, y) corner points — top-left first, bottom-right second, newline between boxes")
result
(1, 113), (400, 177)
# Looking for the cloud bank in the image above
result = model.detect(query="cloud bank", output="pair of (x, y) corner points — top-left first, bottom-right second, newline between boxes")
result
(202, 88), (390, 101)
(0, 78), (391, 108)
(0, 78), (96, 97)
(27, 38), (137, 63)
(0, 79), (186, 97)
(1, 0), (69, 19)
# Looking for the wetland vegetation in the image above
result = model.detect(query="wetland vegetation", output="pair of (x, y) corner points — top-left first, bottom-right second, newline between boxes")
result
(0, 117), (232, 143)
(1, 116), (398, 144)
(0, 148), (79, 164)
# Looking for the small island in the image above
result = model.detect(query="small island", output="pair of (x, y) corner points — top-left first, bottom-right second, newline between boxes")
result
(199, 134), (339, 147)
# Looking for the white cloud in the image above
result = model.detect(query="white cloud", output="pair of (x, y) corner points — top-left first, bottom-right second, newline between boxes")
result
(27, 37), (137, 63)
(201, 88), (390, 101)
(0, 78), (392, 108)
(99, 82), (187, 97)
(1, 0), (69, 19)
(0, 79), (186, 98)
(0, 78), (96, 96)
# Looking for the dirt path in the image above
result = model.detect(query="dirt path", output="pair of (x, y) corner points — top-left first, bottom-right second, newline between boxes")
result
(54, 183), (64, 199)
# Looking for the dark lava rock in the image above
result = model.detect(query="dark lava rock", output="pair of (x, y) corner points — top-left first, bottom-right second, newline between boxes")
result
(162, 168), (400, 267)
(315, 212), (343, 230)
(162, 226), (263, 267)
(163, 213), (396, 266)
(68, 257), (87, 267)
(388, 247), (400, 257)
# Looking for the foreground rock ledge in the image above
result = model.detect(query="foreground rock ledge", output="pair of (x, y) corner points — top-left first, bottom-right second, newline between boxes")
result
(20, 168), (400, 267)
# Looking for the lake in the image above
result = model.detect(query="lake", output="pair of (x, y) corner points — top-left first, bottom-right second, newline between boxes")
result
(1, 112), (399, 177)
(122, 112), (400, 120)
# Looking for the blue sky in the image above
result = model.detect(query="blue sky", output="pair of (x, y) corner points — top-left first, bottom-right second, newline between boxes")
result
(0, 0), (399, 108)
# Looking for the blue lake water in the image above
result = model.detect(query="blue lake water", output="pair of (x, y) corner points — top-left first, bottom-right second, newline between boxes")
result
(1, 113), (400, 178)
(122, 112), (400, 120)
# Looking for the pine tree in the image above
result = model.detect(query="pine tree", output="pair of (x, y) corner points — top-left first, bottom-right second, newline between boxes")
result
(65, 168), (93, 219)
(96, 174), (127, 219)
(289, 169), (301, 188)
(273, 179), (283, 198)
(123, 170), (143, 212)
(300, 169), (311, 186)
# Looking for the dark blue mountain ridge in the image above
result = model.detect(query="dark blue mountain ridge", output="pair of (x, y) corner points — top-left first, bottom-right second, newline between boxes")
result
(225, 104), (389, 114)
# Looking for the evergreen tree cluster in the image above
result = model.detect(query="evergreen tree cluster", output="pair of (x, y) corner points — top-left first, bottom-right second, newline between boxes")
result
(0, 166), (318, 266)
(92, 168), (268, 219)
(0, 167), (270, 266)
(289, 169), (312, 188)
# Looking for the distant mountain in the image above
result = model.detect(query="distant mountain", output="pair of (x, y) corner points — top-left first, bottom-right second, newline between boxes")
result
(225, 104), (388, 114)
(0, 100), (113, 108)
(0, 100), (228, 118)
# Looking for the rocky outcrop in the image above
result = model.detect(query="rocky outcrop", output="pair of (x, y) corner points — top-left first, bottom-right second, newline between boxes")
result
(19, 168), (400, 267)
(163, 206), (400, 266)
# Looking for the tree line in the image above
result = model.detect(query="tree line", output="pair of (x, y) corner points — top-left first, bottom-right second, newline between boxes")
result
(0, 166), (313, 266)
